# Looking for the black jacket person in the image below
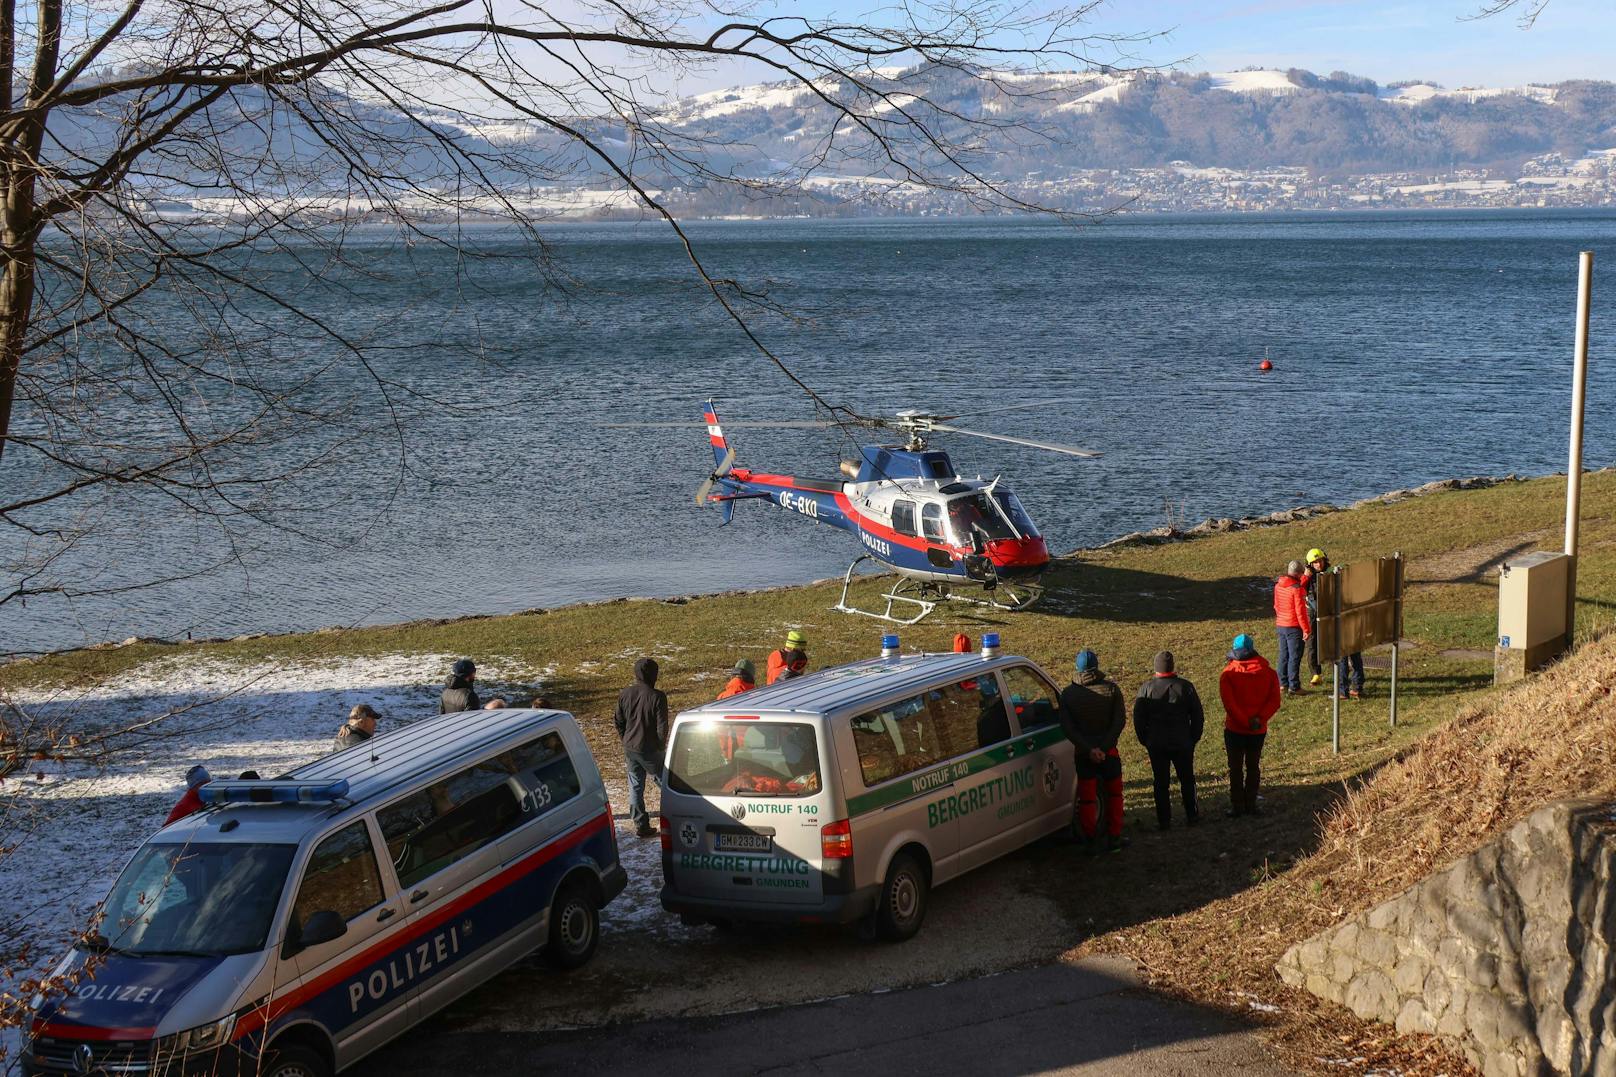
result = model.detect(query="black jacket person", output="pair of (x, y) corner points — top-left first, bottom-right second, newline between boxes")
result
(1133, 651), (1203, 829)
(1057, 650), (1127, 852)
(614, 657), (670, 836)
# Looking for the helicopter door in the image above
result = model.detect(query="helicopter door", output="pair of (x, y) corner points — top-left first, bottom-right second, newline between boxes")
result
(920, 504), (953, 568)
(890, 500), (918, 536)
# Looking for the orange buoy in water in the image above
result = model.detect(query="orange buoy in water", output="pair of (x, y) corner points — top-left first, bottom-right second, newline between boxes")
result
(1259, 358), (1273, 371)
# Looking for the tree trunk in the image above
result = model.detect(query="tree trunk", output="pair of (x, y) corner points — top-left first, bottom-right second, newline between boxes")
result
(0, 182), (33, 465)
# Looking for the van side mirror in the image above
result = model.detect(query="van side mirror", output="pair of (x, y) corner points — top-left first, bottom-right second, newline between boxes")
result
(295, 905), (349, 950)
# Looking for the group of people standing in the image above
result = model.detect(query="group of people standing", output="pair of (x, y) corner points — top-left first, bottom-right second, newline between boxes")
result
(1053, 634), (1281, 853)
(1273, 548), (1366, 699)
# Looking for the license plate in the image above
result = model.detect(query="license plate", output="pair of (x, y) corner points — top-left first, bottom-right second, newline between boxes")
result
(714, 832), (771, 852)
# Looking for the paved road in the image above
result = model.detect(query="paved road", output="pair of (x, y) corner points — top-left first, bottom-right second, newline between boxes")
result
(358, 958), (1293, 1076)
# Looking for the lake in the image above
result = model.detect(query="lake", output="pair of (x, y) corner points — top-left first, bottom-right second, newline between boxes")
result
(4, 210), (1614, 653)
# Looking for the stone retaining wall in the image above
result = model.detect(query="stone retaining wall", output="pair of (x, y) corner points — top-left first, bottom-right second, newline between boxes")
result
(1277, 799), (1616, 1076)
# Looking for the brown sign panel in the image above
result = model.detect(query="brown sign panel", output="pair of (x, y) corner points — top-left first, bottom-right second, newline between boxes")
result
(1316, 556), (1404, 662)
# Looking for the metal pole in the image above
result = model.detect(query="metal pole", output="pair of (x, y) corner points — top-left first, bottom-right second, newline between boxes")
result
(1390, 552), (1402, 729)
(1331, 565), (1342, 755)
(1565, 250), (1594, 650)
(1332, 662), (1341, 754)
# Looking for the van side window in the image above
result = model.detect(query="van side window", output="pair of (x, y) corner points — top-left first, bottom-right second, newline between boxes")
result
(378, 758), (526, 889)
(1002, 666), (1061, 732)
(891, 500), (918, 536)
(925, 676), (1012, 751)
(501, 731), (582, 816)
(850, 693), (946, 786)
(920, 503), (946, 542)
(291, 821), (384, 933)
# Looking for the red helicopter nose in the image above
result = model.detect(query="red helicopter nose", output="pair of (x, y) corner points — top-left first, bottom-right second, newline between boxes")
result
(985, 536), (1050, 574)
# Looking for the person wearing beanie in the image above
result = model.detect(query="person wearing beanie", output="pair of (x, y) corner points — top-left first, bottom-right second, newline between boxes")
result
(952, 633), (972, 654)
(1057, 649), (1128, 854)
(1273, 560), (1311, 694)
(163, 764), (212, 826)
(1133, 650), (1204, 830)
(1219, 633), (1282, 817)
(717, 658), (756, 700)
(440, 657), (482, 713)
(614, 657), (670, 837)
(767, 630), (809, 685)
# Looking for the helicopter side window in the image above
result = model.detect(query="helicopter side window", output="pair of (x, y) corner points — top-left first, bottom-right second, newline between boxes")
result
(891, 500), (918, 536)
(920, 503), (946, 542)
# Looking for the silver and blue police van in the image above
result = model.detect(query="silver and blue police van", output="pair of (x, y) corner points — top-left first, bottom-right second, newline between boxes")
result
(25, 707), (625, 1077)
(659, 634), (1075, 941)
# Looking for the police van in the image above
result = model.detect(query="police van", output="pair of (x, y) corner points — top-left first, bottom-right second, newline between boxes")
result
(25, 708), (625, 1077)
(659, 635), (1074, 941)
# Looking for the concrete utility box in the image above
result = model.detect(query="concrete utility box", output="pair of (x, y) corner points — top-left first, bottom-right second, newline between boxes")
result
(1496, 551), (1572, 683)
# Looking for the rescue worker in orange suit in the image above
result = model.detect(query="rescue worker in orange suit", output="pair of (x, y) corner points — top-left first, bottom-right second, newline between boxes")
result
(952, 633), (971, 654)
(766, 629), (809, 685)
(1058, 649), (1128, 855)
(717, 659), (755, 700)
(1220, 633), (1282, 818)
(714, 658), (756, 761)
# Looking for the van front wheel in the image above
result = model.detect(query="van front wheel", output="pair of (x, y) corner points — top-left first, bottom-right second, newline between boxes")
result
(875, 852), (928, 942)
(544, 881), (600, 970)
(260, 1043), (330, 1077)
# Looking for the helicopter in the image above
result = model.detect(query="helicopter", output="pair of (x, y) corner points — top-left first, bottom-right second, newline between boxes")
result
(683, 398), (1099, 624)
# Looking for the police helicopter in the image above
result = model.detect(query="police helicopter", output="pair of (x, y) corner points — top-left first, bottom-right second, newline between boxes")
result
(672, 398), (1099, 624)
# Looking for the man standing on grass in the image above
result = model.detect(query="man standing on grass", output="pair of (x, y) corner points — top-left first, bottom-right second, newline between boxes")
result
(1058, 649), (1128, 855)
(1273, 560), (1311, 695)
(1133, 651), (1203, 830)
(614, 657), (670, 838)
(1219, 634), (1282, 818)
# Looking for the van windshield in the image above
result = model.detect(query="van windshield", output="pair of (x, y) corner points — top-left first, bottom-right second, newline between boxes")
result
(667, 721), (822, 798)
(88, 842), (295, 957)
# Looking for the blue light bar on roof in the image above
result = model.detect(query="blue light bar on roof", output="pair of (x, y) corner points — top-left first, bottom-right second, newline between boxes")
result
(197, 779), (350, 806)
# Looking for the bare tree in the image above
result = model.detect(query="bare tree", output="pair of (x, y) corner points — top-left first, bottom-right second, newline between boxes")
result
(1467, 0), (1552, 25)
(0, 0), (1157, 646)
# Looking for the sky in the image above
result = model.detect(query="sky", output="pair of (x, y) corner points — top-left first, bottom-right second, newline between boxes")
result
(683, 0), (1614, 93)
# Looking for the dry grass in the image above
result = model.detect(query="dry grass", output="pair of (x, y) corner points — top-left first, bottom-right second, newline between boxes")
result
(1082, 630), (1616, 1075)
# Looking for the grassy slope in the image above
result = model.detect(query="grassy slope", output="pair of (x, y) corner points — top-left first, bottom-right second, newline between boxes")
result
(8, 471), (1614, 1072)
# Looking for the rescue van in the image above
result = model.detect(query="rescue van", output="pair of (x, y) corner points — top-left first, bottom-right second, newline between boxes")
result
(25, 708), (625, 1077)
(659, 634), (1074, 941)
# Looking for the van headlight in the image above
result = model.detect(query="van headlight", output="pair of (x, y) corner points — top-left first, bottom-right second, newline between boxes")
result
(155, 1014), (236, 1054)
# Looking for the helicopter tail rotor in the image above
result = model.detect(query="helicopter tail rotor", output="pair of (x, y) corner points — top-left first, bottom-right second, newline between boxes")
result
(694, 445), (738, 508)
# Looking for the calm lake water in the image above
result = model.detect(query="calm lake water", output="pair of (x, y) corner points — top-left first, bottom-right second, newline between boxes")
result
(6, 210), (1616, 653)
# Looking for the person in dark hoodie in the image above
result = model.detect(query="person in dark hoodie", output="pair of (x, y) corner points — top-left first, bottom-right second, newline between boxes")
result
(1133, 651), (1204, 830)
(1058, 649), (1127, 854)
(1219, 633), (1282, 818)
(614, 657), (670, 837)
(440, 658), (481, 713)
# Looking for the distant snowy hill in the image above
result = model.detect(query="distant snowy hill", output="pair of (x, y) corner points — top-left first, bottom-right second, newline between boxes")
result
(58, 65), (1616, 216)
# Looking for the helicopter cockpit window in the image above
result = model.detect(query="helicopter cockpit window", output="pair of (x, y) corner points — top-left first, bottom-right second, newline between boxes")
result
(992, 491), (1040, 538)
(891, 500), (918, 536)
(920, 503), (946, 542)
(947, 494), (1017, 543)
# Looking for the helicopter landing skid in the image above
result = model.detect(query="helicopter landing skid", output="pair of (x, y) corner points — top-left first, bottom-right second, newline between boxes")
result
(831, 557), (1044, 625)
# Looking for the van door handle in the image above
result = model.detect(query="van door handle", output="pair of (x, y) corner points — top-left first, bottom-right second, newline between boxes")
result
(376, 908), (396, 923)
(409, 889), (428, 904)
(1024, 740), (1036, 751)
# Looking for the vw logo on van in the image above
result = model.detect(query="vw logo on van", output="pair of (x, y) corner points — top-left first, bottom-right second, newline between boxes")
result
(71, 1043), (95, 1075)
(729, 803), (747, 821)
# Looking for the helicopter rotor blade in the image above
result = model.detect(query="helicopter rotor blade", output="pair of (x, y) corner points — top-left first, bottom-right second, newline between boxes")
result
(603, 421), (834, 429)
(929, 423), (1101, 459)
(694, 446), (739, 507)
(943, 397), (1092, 419)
